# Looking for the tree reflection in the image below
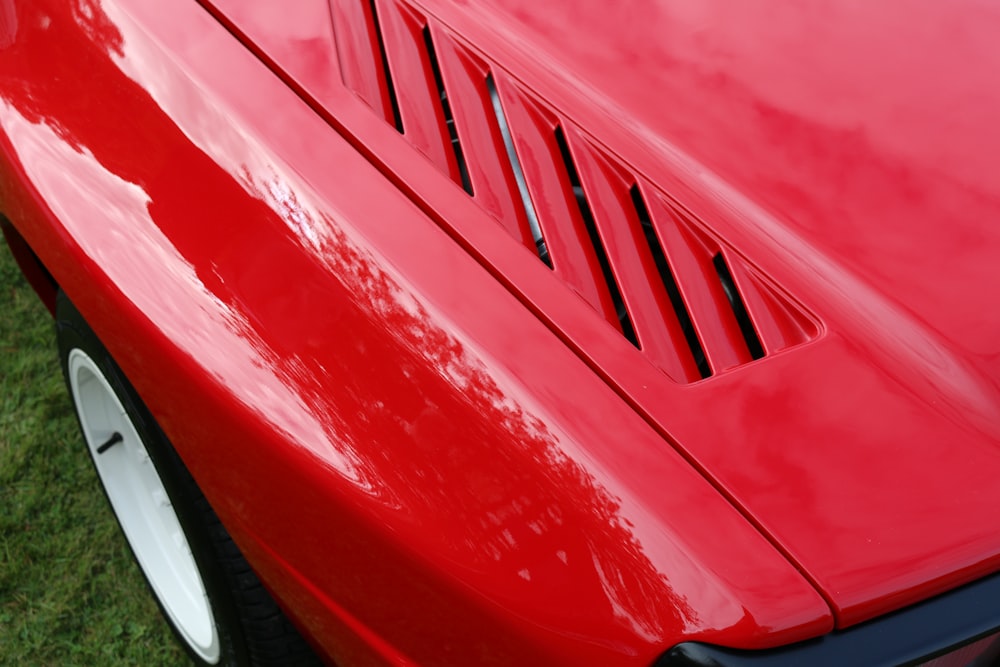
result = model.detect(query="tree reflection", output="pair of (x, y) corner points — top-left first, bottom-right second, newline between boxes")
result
(0, 0), (707, 658)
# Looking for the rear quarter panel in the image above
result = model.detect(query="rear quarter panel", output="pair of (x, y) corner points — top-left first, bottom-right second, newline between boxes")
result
(0, 0), (831, 664)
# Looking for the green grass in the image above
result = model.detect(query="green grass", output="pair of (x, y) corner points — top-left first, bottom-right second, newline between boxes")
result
(0, 245), (186, 665)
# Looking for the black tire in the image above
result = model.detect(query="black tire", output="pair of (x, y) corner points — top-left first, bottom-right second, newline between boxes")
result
(56, 291), (323, 667)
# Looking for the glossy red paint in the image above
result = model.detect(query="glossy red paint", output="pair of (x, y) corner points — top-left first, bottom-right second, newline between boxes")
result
(199, 0), (1000, 629)
(4, 0), (1000, 663)
(0, 0), (835, 665)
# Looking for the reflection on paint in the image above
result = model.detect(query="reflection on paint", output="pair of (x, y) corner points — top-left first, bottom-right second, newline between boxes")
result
(0, 0), (727, 654)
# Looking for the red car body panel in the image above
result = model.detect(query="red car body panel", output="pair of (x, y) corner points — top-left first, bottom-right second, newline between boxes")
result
(199, 0), (1000, 630)
(3, 0), (1000, 663)
(0, 0), (838, 664)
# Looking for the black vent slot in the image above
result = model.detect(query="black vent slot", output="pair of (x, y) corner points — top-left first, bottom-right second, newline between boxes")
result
(713, 253), (765, 360)
(554, 126), (638, 346)
(487, 75), (551, 267)
(422, 26), (472, 195)
(632, 185), (710, 378)
(368, 0), (402, 132)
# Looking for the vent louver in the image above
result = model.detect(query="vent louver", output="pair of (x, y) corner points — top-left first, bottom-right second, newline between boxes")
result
(331, 0), (818, 382)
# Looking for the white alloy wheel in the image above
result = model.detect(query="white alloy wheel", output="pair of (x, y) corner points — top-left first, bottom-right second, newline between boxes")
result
(67, 348), (220, 664)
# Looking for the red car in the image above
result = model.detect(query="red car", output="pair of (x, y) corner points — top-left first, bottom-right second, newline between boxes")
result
(3, 0), (1000, 665)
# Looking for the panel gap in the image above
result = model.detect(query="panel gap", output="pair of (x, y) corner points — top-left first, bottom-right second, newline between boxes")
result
(713, 253), (765, 360)
(632, 185), (711, 378)
(422, 26), (473, 194)
(486, 76), (551, 267)
(368, 0), (403, 132)
(554, 127), (637, 346)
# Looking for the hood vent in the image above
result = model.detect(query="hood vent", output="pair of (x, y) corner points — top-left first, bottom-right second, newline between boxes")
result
(422, 24), (473, 195)
(332, 0), (818, 382)
(553, 125), (636, 346)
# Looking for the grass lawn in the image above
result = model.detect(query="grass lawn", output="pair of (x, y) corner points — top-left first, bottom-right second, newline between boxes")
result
(0, 243), (186, 665)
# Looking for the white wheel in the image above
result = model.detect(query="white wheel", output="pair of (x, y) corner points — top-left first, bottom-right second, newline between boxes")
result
(67, 348), (220, 663)
(56, 291), (322, 666)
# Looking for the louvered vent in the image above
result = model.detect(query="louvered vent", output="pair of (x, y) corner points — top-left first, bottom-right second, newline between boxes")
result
(331, 0), (818, 383)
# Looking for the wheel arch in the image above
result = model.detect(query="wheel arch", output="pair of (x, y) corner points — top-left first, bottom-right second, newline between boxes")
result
(1, 214), (59, 315)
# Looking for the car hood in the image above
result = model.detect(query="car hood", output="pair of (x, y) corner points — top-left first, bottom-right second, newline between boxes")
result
(206, 0), (1000, 630)
(472, 0), (1000, 627)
